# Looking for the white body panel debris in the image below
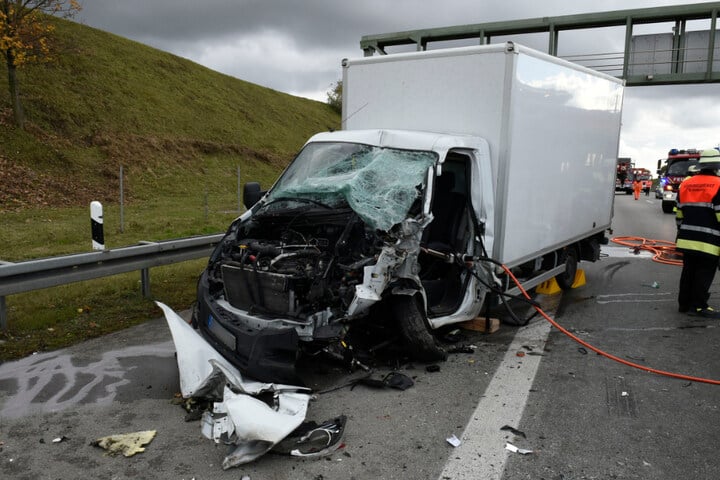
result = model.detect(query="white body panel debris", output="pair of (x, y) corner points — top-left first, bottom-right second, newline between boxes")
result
(446, 434), (462, 447)
(505, 442), (533, 455)
(157, 302), (312, 468)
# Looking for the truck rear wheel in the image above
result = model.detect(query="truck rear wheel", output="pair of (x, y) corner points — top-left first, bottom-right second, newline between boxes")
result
(555, 247), (578, 290)
(391, 295), (447, 362)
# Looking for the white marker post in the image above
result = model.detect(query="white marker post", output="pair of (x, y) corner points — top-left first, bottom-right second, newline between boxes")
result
(90, 201), (105, 251)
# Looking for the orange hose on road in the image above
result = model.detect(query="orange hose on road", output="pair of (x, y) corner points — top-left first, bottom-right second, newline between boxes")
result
(611, 236), (683, 266)
(501, 263), (720, 385)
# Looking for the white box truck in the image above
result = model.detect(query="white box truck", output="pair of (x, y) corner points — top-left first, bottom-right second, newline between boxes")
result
(193, 42), (624, 384)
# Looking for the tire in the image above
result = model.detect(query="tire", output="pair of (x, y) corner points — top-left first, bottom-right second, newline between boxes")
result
(555, 247), (578, 290)
(661, 201), (674, 214)
(390, 295), (447, 362)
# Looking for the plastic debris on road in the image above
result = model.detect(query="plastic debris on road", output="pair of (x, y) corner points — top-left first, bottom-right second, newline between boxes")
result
(505, 442), (533, 455)
(273, 415), (347, 458)
(446, 434), (462, 447)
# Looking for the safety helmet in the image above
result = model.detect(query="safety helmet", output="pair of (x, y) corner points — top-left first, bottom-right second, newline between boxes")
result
(698, 149), (720, 173)
(699, 149), (720, 161)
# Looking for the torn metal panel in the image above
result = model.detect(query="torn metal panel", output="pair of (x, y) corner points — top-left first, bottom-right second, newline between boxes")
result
(157, 302), (312, 468)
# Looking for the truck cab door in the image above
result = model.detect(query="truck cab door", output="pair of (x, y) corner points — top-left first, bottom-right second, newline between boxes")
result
(420, 147), (491, 319)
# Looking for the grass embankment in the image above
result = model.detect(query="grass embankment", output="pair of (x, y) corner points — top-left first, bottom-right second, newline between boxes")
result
(0, 17), (340, 360)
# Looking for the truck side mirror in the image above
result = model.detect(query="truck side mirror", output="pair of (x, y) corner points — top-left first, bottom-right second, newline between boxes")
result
(243, 182), (264, 209)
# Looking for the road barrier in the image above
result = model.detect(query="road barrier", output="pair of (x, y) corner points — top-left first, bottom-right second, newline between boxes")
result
(0, 233), (225, 330)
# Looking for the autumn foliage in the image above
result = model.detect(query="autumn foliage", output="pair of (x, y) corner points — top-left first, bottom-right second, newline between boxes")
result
(0, 0), (80, 128)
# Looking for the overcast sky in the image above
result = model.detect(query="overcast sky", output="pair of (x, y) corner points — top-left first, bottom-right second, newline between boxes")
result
(76, 0), (720, 173)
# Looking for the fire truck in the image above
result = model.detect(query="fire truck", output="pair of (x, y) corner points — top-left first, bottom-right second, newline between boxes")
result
(616, 157), (634, 193)
(615, 159), (652, 195)
(631, 167), (652, 195)
(657, 148), (701, 213)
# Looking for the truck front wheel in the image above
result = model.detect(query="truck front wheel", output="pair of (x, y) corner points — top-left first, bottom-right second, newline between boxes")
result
(390, 295), (447, 362)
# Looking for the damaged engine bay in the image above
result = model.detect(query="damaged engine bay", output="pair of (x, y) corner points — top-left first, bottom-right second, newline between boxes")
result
(213, 207), (381, 325)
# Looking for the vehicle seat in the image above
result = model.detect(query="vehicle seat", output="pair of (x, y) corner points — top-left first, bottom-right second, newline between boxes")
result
(423, 172), (466, 253)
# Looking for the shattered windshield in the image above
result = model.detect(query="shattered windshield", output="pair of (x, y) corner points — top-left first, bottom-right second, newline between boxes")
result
(265, 142), (437, 231)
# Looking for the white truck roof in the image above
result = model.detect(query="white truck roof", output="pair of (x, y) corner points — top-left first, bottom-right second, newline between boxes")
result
(306, 129), (486, 160)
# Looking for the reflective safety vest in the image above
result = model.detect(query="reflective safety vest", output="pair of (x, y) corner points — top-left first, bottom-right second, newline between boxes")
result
(676, 173), (720, 256)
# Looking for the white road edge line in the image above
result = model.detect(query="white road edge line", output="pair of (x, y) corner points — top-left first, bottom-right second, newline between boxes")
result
(438, 317), (553, 479)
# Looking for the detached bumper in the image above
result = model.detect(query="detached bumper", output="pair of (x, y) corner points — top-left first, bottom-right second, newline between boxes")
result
(195, 272), (302, 385)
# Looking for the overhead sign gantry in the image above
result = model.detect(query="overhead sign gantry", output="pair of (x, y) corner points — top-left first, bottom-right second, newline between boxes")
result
(360, 2), (720, 86)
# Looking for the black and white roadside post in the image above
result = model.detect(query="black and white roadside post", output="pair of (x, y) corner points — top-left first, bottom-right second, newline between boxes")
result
(91, 201), (105, 251)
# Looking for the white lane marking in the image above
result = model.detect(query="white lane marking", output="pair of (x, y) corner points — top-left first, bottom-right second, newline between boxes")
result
(601, 246), (653, 258)
(597, 299), (673, 304)
(604, 326), (718, 332)
(596, 292), (671, 298)
(437, 318), (552, 480)
(595, 292), (672, 304)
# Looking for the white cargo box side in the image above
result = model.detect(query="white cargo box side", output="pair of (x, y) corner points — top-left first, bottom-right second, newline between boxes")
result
(342, 43), (623, 266)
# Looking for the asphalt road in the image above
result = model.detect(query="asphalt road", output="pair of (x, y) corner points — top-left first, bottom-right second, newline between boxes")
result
(1, 193), (718, 480)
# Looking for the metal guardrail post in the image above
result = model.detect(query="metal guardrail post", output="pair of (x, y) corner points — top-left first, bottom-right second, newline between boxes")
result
(141, 268), (151, 298)
(1, 296), (6, 331)
(138, 241), (156, 299)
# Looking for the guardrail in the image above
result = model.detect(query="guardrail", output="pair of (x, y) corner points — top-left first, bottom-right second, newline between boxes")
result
(0, 233), (225, 330)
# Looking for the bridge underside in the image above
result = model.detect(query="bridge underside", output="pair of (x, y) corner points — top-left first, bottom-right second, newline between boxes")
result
(360, 2), (720, 87)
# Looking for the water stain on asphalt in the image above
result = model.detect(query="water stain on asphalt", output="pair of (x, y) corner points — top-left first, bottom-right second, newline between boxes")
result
(0, 341), (177, 418)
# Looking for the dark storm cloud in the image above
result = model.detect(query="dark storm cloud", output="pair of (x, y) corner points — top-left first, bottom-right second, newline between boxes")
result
(77, 1), (633, 55)
(75, 0), (720, 166)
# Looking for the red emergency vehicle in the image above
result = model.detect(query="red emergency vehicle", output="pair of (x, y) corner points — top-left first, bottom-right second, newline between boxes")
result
(630, 167), (652, 195)
(616, 157), (633, 193)
(657, 148), (701, 214)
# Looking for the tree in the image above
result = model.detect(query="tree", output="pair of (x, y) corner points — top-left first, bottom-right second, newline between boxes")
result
(326, 79), (342, 114)
(0, 0), (80, 129)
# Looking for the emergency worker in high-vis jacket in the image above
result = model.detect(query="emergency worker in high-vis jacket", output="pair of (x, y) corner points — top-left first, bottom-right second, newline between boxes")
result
(676, 149), (720, 318)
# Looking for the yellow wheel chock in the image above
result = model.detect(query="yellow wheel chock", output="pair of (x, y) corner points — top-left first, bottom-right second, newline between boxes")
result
(536, 269), (586, 295)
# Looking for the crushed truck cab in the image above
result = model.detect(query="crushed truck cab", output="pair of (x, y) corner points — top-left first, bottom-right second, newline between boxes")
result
(194, 42), (624, 384)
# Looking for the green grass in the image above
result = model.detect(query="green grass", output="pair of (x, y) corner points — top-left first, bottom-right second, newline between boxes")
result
(0, 16), (340, 361)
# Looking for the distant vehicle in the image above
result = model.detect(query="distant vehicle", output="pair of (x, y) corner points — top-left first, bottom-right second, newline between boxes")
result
(657, 148), (701, 213)
(616, 160), (652, 195)
(655, 183), (663, 199)
(616, 157), (633, 193)
(631, 168), (652, 194)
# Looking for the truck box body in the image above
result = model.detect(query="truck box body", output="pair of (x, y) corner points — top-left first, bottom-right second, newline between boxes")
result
(342, 43), (624, 266)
